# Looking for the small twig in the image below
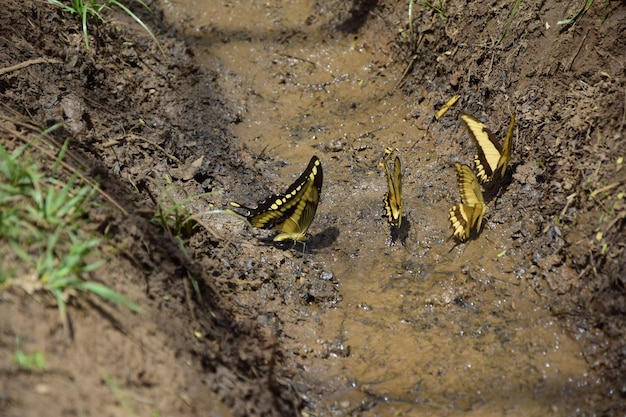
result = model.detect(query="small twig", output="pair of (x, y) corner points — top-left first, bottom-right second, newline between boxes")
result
(604, 210), (626, 234)
(0, 58), (62, 76)
(567, 29), (589, 71)
(589, 182), (622, 199)
(389, 54), (419, 94)
(277, 53), (316, 68)
(560, 192), (578, 218)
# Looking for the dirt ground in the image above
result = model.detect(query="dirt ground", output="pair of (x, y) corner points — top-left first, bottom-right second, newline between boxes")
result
(1, 0), (625, 416)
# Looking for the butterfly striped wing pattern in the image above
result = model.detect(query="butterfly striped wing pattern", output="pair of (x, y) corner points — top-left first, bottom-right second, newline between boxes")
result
(460, 113), (515, 183)
(449, 162), (486, 241)
(383, 155), (403, 228)
(230, 155), (323, 242)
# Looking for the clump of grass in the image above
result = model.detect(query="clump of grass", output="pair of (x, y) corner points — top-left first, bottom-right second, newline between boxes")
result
(0, 130), (141, 331)
(150, 176), (206, 238)
(150, 181), (220, 313)
(13, 338), (47, 371)
(47, 0), (163, 54)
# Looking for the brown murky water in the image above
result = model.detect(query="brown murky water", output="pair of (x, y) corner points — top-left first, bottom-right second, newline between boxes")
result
(163, 1), (591, 414)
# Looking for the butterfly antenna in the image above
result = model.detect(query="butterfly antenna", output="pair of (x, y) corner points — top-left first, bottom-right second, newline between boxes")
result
(491, 186), (504, 210)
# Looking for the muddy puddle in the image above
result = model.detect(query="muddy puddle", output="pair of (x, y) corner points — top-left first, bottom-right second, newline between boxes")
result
(162, 0), (593, 414)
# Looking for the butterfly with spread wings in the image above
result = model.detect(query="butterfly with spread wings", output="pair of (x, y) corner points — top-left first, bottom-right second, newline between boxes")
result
(230, 155), (323, 242)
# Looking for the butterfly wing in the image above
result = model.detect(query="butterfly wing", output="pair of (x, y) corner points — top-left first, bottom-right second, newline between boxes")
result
(231, 156), (322, 242)
(460, 113), (502, 183)
(449, 163), (486, 241)
(230, 194), (292, 230)
(456, 163), (485, 207)
(383, 155), (403, 228)
(449, 203), (485, 241)
(273, 177), (321, 241)
(493, 113), (515, 181)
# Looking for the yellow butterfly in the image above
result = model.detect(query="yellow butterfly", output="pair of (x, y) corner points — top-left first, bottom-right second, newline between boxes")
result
(230, 156), (322, 242)
(460, 113), (515, 183)
(449, 162), (486, 242)
(383, 155), (403, 228)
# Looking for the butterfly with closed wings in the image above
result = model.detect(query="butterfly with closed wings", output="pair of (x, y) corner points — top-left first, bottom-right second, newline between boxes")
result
(383, 155), (403, 229)
(460, 113), (515, 184)
(230, 155), (323, 242)
(449, 162), (486, 242)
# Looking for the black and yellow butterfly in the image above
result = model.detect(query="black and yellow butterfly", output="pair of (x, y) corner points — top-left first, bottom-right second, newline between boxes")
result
(460, 113), (515, 183)
(383, 155), (403, 228)
(449, 162), (486, 242)
(230, 155), (323, 242)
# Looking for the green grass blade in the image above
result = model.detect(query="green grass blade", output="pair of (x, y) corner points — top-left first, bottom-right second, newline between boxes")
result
(14, 350), (47, 370)
(8, 240), (34, 265)
(79, 281), (142, 312)
(109, 0), (164, 56)
(81, 2), (90, 49)
(52, 288), (68, 329)
(52, 139), (69, 175)
(557, 0), (594, 27)
(497, 0), (521, 45)
(46, 0), (77, 14)
(408, 0), (414, 38)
